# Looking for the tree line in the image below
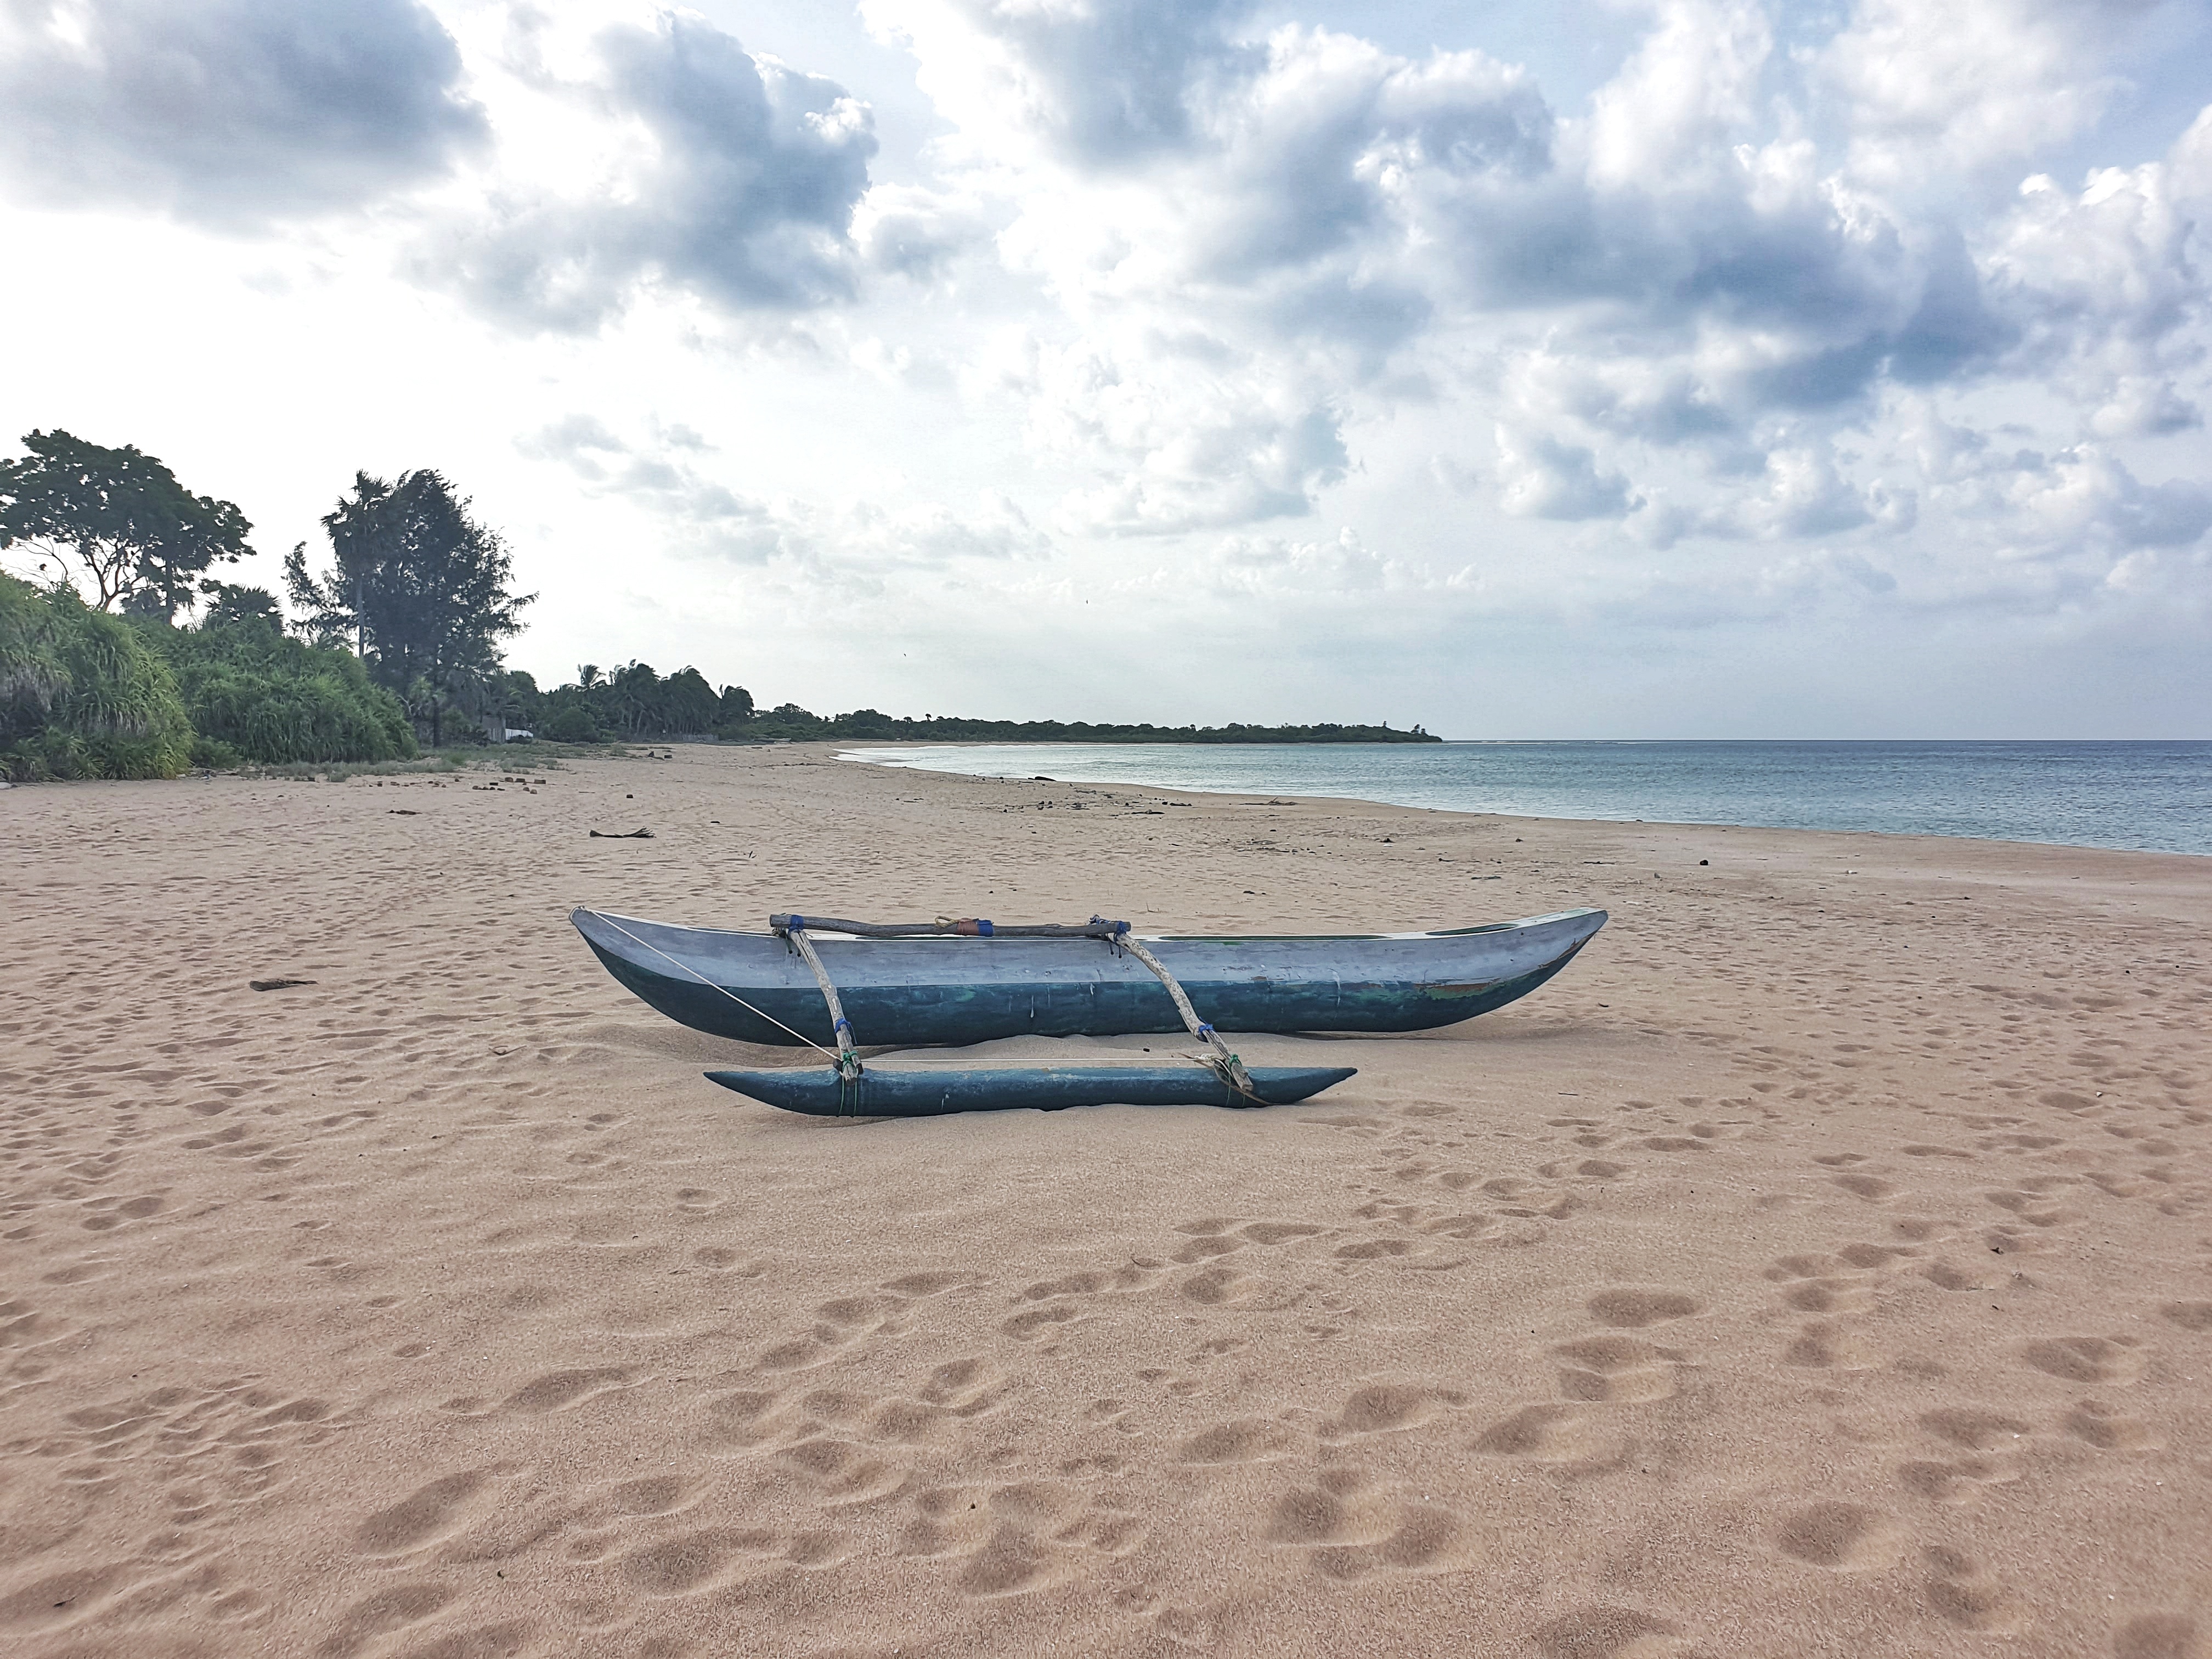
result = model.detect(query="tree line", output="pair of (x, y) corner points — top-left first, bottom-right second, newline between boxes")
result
(2, 431), (523, 778)
(2, 428), (1437, 781)
(495, 665), (1434, 746)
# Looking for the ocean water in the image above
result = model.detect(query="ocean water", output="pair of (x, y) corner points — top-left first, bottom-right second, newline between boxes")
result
(843, 741), (2212, 857)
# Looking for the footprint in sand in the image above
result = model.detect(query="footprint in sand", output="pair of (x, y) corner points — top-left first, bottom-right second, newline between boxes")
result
(1423, 1212), (1497, 1239)
(1764, 1244), (1910, 1317)
(1529, 1605), (1696, 1658)
(500, 1368), (635, 1415)
(2022, 1336), (2148, 1386)
(698, 1388), (787, 1451)
(352, 1470), (498, 1558)
(756, 1293), (906, 1373)
(1471, 1404), (1624, 1467)
(1242, 1221), (1325, 1245)
(1985, 1188), (2075, 1228)
(1479, 1176), (1579, 1220)
(616, 1526), (833, 1595)
(1585, 1288), (1702, 1329)
(1321, 1382), (1463, 1440)
(1773, 1501), (1907, 1571)
(1002, 1302), (1080, 1341)
(1924, 1259), (2000, 1292)
(1898, 1457), (2018, 1505)
(774, 1434), (905, 1506)
(2067, 1399), (2162, 1452)
(1014, 1261), (1163, 1304)
(1551, 1336), (1681, 1402)
(1836, 1242), (1914, 1269)
(1176, 1417), (1296, 1464)
(0, 1565), (137, 1636)
(1780, 1276), (1874, 1313)
(1831, 1172), (1898, 1201)
(1263, 1468), (1471, 1581)
(883, 1270), (970, 1297)
(2112, 1613), (2201, 1658)
(605, 1474), (695, 1517)
(1174, 1262), (1302, 1308)
(899, 1480), (1146, 1598)
(1923, 1545), (2027, 1633)
(918, 1356), (1005, 1413)
(1783, 1320), (1879, 1371)
(1920, 1407), (2033, 1451)
(320, 1582), (458, 1657)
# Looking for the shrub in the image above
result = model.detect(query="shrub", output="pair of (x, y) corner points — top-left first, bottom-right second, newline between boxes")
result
(543, 704), (602, 743)
(1, 575), (191, 780)
(159, 615), (417, 764)
(189, 734), (245, 769)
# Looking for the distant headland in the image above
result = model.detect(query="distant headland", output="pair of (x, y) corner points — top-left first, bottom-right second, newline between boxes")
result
(731, 710), (1441, 746)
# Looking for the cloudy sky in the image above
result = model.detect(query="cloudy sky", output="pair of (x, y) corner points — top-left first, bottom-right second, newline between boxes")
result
(2, 0), (2208, 737)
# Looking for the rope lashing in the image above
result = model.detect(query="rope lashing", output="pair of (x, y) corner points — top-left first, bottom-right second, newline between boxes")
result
(782, 924), (864, 1083)
(1107, 927), (1262, 1105)
(766, 910), (1258, 1106)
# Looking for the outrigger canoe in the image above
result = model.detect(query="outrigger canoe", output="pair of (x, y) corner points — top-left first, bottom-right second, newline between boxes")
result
(571, 906), (1609, 1051)
(703, 1063), (1361, 1118)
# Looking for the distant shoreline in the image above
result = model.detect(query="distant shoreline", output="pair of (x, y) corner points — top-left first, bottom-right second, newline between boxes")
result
(840, 737), (2212, 858)
(724, 715), (1440, 744)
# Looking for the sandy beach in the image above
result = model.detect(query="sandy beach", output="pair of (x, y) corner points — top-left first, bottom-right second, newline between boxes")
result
(4, 740), (2209, 1658)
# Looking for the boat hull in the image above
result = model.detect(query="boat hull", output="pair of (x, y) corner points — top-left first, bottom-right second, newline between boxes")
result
(572, 906), (1607, 1048)
(706, 1063), (1358, 1117)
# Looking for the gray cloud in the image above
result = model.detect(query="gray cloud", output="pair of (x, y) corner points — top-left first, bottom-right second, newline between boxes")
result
(903, 0), (1263, 167)
(422, 12), (877, 331)
(1495, 427), (1639, 521)
(0, 0), (486, 224)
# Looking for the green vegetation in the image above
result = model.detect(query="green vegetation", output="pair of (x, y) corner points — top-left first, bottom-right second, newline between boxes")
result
(161, 592), (416, 765)
(495, 662), (1437, 746)
(0, 430), (250, 617)
(286, 470), (531, 747)
(500, 661), (738, 744)
(727, 710), (1440, 743)
(1, 574), (194, 780)
(1, 574), (417, 778)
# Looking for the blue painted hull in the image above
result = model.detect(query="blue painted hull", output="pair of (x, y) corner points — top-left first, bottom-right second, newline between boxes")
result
(572, 906), (1606, 1048)
(706, 1063), (1358, 1116)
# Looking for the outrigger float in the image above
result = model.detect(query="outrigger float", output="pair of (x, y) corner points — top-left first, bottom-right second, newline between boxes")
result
(570, 905), (1608, 1119)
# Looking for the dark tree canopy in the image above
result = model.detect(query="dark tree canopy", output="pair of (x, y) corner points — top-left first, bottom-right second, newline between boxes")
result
(286, 470), (531, 745)
(0, 430), (251, 617)
(200, 583), (284, 630)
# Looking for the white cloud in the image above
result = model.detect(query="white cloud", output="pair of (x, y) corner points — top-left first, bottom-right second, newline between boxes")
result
(1820, 0), (2154, 196)
(515, 412), (1053, 577)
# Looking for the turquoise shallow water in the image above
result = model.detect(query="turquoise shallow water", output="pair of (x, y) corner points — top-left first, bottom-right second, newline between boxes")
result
(843, 741), (2212, 857)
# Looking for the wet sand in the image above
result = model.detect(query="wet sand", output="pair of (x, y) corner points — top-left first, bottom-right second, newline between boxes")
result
(3, 741), (2209, 1657)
